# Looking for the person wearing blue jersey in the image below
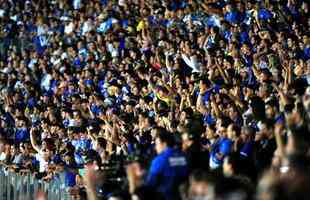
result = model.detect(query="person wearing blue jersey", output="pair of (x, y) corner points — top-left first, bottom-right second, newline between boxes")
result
(146, 128), (189, 200)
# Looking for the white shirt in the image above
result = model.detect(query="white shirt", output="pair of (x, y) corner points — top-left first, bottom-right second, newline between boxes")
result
(64, 22), (74, 35)
(41, 73), (52, 91)
(28, 59), (37, 70)
(82, 21), (93, 36)
(107, 43), (119, 58)
(37, 25), (47, 36)
(181, 54), (201, 72)
(36, 152), (49, 173)
(0, 152), (6, 161)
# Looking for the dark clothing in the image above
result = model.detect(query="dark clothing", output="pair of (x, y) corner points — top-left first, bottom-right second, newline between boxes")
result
(185, 141), (209, 172)
(146, 147), (189, 200)
(255, 138), (277, 172)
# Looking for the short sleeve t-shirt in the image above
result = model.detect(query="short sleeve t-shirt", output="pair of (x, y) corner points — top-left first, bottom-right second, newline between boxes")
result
(210, 138), (233, 169)
(36, 151), (49, 173)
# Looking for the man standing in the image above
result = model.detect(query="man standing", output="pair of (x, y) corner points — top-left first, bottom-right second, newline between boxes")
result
(126, 128), (189, 200)
(146, 129), (189, 200)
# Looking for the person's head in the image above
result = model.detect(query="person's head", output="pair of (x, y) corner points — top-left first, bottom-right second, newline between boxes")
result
(157, 86), (169, 97)
(250, 96), (266, 121)
(265, 99), (279, 118)
(155, 129), (175, 154)
(286, 126), (310, 156)
(259, 69), (272, 83)
(10, 145), (18, 155)
(258, 84), (270, 99)
(181, 131), (195, 151)
(19, 143), (29, 155)
(199, 78), (211, 91)
(96, 137), (107, 150)
(227, 124), (241, 140)
(210, 26), (219, 36)
(84, 149), (102, 167)
(223, 153), (243, 177)
(143, 116), (154, 128)
(131, 85), (139, 96)
(259, 119), (274, 139)
(180, 107), (193, 123)
(151, 126), (161, 141)
(42, 148), (53, 161)
(243, 86), (254, 101)
(216, 116), (233, 137)
(125, 104), (134, 113)
(0, 139), (7, 153)
(228, 105), (239, 120)
(41, 139), (49, 150)
(205, 124), (216, 140)
(215, 175), (254, 200)
(257, 169), (310, 200)
(17, 118), (27, 128)
(241, 126), (255, 143)
(223, 56), (234, 68)
(189, 170), (216, 199)
(64, 153), (75, 165)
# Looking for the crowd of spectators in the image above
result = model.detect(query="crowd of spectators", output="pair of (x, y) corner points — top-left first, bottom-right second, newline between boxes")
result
(0, 0), (309, 200)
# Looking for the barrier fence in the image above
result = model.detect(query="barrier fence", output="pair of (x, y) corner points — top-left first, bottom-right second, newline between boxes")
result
(0, 167), (71, 200)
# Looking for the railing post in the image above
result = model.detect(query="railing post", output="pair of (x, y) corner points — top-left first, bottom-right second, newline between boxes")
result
(0, 168), (74, 200)
(27, 173), (31, 200)
(0, 167), (5, 199)
(13, 172), (18, 200)
(6, 171), (11, 200)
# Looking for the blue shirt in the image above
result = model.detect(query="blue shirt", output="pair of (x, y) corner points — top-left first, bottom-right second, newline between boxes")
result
(304, 47), (310, 60)
(224, 11), (240, 24)
(27, 97), (37, 108)
(76, 139), (92, 151)
(240, 141), (254, 158)
(210, 138), (233, 166)
(65, 170), (77, 187)
(84, 79), (94, 86)
(146, 148), (188, 200)
(15, 128), (29, 143)
(97, 18), (113, 33)
(4, 112), (15, 127)
(240, 31), (250, 44)
(196, 89), (211, 106)
(206, 15), (221, 28)
(258, 9), (273, 20)
(198, 85), (220, 106)
(90, 104), (102, 116)
(275, 114), (285, 124)
(223, 30), (232, 41)
(203, 113), (216, 125)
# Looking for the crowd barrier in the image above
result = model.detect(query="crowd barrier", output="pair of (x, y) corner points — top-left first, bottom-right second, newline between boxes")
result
(0, 167), (71, 200)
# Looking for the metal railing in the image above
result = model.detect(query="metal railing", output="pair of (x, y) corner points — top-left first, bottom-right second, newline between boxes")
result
(0, 167), (72, 200)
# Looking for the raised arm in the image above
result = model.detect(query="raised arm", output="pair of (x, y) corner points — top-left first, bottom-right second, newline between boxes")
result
(111, 116), (121, 145)
(210, 95), (221, 118)
(215, 59), (230, 84)
(272, 83), (289, 109)
(222, 88), (245, 110)
(30, 128), (41, 153)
